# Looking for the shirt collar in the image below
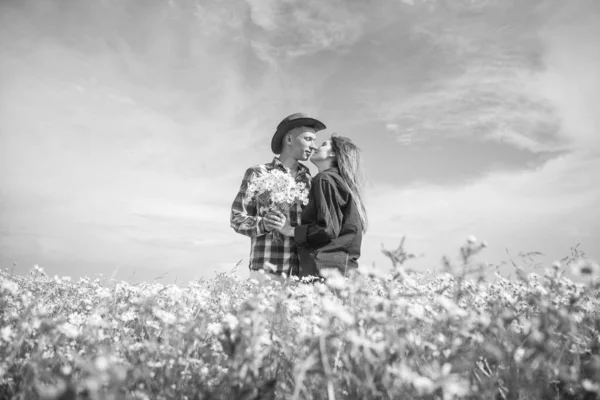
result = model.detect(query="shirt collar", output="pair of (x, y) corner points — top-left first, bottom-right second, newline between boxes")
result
(271, 157), (311, 176)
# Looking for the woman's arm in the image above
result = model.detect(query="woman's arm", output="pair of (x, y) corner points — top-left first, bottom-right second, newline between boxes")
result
(294, 176), (344, 246)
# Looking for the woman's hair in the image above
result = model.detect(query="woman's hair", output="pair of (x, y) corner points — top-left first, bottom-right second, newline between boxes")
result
(330, 134), (368, 233)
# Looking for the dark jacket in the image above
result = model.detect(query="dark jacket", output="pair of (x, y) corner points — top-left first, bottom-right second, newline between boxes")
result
(294, 168), (363, 277)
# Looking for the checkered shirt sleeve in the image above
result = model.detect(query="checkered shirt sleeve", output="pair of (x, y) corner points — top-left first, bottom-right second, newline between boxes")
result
(230, 167), (267, 237)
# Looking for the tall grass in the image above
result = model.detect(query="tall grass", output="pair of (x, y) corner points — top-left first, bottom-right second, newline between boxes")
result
(1, 238), (599, 399)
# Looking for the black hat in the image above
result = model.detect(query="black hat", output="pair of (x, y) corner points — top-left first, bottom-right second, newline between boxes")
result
(271, 113), (326, 154)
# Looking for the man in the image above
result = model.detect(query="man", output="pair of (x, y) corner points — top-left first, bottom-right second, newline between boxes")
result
(230, 113), (326, 282)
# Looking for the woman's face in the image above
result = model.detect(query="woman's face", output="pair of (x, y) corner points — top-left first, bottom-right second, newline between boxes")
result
(310, 139), (335, 163)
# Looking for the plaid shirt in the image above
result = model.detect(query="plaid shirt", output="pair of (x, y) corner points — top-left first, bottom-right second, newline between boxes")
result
(231, 157), (312, 275)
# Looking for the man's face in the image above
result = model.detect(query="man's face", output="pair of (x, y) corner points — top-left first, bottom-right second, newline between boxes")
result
(286, 127), (317, 161)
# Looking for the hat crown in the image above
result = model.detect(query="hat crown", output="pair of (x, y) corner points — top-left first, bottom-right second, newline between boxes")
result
(277, 113), (308, 129)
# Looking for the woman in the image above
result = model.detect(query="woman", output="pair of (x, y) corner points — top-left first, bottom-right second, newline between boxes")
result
(277, 134), (368, 278)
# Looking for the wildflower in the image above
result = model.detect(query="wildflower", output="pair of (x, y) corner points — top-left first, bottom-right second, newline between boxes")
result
(321, 269), (347, 290)
(86, 314), (104, 327)
(96, 287), (112, 299)
(322, 297), (354, 325)
(42, 349), (55, 359)
(467, 235), (477, 244)
(286, 301), (301, 314)
(437, 296), (467, 318)
(407, 303), (426, 320)
(59, 322), (79, 338)
(145, 319), (160, 330)
(131, 391), (151, 400)
(147, 361), (164, 368)
(68, 313), (86, 327)
(503, 293), (516, 305)
(207, 322), (222, 336)
(1, 326), (14, 342)
(530, 329), (544, 345)
(263, 262), (278, 274)
(153, 308), (176, 325)
(571, 259), (600, 277)
(223, 313), (239, 330)
(582, 380), (600, 393)
(95, 356), (110, 372)
(34, 304), (50, 316)
(475, 312), (491, 328)
(412, 376), (436, 394)
(514, 347), (525, 363)
(438, 373), (470, 399)
(395, 364), (435, 395)
(552, 260), (561, 269)
(120, 309), (137, 323)
(534, 285), (548, 296)
(0, 279), (19, 295)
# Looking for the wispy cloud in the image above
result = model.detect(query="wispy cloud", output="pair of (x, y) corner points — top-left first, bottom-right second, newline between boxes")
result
(364, 153), (600, 272)
(372, 12), (534, 147)
(246, 0), (366, 62)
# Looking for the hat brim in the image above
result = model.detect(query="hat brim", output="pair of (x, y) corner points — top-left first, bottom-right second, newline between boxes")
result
(271, 117), (326, 154)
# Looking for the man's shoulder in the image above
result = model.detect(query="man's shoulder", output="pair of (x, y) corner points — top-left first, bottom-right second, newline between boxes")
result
(243, 161), (274, 175)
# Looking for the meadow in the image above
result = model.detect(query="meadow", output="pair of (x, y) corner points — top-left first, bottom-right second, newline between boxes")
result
(1, 238), (599, 400)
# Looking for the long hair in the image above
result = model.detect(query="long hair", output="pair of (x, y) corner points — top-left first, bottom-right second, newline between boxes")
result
(330, 134), (368, 233)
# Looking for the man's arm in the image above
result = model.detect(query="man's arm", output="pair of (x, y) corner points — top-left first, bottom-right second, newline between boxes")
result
(230, 167), (269, 237)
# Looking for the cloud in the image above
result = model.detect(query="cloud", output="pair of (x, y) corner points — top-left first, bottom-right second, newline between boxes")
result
(246, 0), (280, 31)
(534, 13), (600, 154)
(361, 1), (600, 154)
(246, 0), (366, 63)
(362, 3), (600, 270)
(364, 152), (600, 272)
(385, 123), (413, 145)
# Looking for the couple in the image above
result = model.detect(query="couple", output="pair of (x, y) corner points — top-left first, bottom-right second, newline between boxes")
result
(230, 113), (368, 283)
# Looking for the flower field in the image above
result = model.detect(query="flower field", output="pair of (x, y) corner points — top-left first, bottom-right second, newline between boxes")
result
(1, 239), (600, 400)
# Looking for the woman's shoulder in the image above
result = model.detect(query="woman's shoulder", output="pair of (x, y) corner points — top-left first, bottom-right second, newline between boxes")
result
(313, 168), (341, 184)
(313, 168), (350, 194)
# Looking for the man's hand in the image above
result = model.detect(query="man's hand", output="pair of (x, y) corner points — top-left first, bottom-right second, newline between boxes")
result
(263, 211), (285, 232)
(278, 216), (295, 237)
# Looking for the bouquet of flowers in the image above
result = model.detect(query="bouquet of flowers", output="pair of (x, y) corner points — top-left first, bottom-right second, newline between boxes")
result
(246, 169), (310, 243)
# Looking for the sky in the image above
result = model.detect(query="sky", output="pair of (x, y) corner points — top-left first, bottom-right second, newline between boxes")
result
(1, 0), (599, 284)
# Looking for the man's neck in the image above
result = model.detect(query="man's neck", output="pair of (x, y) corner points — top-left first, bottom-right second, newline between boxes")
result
(278, 153), (300, 173)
